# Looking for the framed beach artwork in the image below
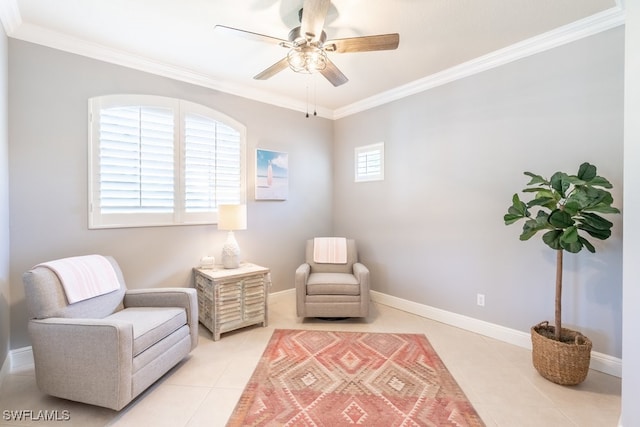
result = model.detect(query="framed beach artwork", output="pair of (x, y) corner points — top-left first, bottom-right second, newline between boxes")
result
(256, 149), (288, 200)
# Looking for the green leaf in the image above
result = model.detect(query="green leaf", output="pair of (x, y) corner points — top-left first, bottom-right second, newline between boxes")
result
(585, 204), (620, 214)
(561, 238), (583, 253)
(579, 223), (612, 240)
(579, 236), (596, 253)
(542, 230), (562, 249)
(519, 212), (550, 240)
(507, 206), (523, 216)
(504, 194), (529, 225)
(568, 186), (609, 210)
(563, 201), (581, 216)
(524, 172), (548, 186)
(548, 209), (574, 228)
(577, 162), (597, 181)
(588, 176), (613, 188)
(564, 176), (587, 186)
(587, 188), (609, 208)
(560, 226), (579, 244)
(520, 220), (540, 240)
(504, 213), (522, 225)
(550, 172), (570, 197)
(560, 227), (582, 253)
(527, 197), (554, 209)
(581, 212), (613, 230)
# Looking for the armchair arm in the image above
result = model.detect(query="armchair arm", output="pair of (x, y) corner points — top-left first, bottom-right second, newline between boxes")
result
(353, 262), (371, 315)
(353, 263), (370, 291)
(295, 263), (310, 317)
(295, 263), (310, 288)
(124, 288), (198, 350)
(28, 318), (133, 410)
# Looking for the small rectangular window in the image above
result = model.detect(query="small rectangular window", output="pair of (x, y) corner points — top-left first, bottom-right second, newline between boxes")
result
(355, 142), (384, 182)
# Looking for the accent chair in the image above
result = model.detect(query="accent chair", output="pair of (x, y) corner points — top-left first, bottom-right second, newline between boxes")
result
(295, 238), (370, 318)
(22, 255), (198, 410)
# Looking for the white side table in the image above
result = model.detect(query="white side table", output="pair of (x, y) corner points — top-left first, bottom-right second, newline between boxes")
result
(193, 263), (270, 340)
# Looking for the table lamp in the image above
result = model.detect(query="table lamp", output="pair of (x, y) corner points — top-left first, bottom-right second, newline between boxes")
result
(218, 204), (247, 269)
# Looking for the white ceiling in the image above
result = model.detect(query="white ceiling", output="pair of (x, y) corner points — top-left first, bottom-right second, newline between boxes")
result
(0, 0), (624, 118)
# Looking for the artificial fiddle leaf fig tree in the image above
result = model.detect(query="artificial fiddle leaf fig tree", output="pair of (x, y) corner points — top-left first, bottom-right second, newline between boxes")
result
(504, 162), (620, 342)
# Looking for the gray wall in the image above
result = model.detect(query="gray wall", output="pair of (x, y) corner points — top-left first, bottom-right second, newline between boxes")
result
(8, 40), (333, 349)
(333, 27), (624, 358)
(0, 25), (9, 370)
(622, 2), (640, 425)
(4, 25), (627, 363)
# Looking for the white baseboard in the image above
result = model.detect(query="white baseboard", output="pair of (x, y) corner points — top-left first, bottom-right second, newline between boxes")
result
(0, 352), (10, 388)
(370, 290), (622, 378)
(268, 288), (295, 303)
(269, 288), (621, 376)
(5, 346), (34, 374)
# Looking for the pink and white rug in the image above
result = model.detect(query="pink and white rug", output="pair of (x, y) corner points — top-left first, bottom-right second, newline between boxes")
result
(227, 329), (485, 426)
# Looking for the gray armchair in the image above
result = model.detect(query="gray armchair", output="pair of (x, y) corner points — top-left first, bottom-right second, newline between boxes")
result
(295, 238), (370, 318)
(23, 255), (198, 411)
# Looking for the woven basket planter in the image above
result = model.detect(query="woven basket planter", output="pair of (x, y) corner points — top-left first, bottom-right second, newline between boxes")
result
(531, 321), (592, 385)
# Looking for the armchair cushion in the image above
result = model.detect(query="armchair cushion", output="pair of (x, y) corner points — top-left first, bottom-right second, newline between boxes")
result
(124, 288), (198, 352)
(106, 307), (187, 356)
(307, 273), (360, 295)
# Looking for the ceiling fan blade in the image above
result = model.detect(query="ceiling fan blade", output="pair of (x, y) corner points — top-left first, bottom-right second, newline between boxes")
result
(300, 0), (331, 42)
(319, 59), (348, 87)
(215, 25), (288, 45)
(254, 57), (290, 80)
(325, 33), (400, 53)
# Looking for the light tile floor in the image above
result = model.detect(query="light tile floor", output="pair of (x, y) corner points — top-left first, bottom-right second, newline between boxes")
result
(0, 292), (621, 426)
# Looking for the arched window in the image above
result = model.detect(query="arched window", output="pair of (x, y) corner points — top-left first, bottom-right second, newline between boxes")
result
(88, 95), (246, 228)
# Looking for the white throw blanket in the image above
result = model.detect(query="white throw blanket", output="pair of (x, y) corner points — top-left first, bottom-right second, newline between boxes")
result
(37, 255), (120, 303)
(313, 237), (347, 264)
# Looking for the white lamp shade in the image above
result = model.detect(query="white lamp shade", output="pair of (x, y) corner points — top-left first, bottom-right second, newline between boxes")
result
(217, 204), (247, 231)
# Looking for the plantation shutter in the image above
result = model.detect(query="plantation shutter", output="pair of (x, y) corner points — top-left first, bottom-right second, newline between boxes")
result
(355, 142), (384, 182)
(98, 106), (175, 213)
(184, 113), (242, 212)
(89, 95), (246, 229)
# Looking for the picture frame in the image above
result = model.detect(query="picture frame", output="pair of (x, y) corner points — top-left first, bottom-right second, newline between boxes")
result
(256, 149), (288, 200)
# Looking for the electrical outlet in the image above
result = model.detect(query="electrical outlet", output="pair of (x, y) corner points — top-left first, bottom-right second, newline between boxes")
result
(477, 293), (485, 307)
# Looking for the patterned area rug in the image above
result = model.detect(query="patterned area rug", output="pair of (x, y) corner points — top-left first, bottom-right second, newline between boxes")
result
(227, 329), (485, 426)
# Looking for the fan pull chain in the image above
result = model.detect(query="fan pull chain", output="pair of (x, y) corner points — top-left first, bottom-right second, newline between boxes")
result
(305, 81), (309, 118)
(313, 77), (317, 117)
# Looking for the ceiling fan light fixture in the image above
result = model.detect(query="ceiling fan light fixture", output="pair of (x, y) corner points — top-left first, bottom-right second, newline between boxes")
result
(216, 0), (398, 87)
(287, 46), (327, 74)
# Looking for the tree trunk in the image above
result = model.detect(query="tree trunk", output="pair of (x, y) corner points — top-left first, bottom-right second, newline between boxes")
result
(555, 249), (563, 341)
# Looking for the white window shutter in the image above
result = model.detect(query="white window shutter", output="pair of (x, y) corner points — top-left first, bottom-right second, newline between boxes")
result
(183, 113), (242, 212)
(89, 95), (246, 229)
(355, 142), (385, 182)
(98, 106), (175, 213)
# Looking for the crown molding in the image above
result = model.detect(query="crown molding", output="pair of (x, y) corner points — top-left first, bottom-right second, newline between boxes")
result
(4, 3), (625, 121)
(8, 22), (334, 120)
(0, 0), (21, 36)
(333, 4), (626, 119)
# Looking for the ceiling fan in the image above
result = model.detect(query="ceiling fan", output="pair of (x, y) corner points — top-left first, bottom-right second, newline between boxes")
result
(215, 0), (399, 87)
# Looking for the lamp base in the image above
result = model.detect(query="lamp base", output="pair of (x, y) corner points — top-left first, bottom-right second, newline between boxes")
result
(221, 231), (241, 269)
